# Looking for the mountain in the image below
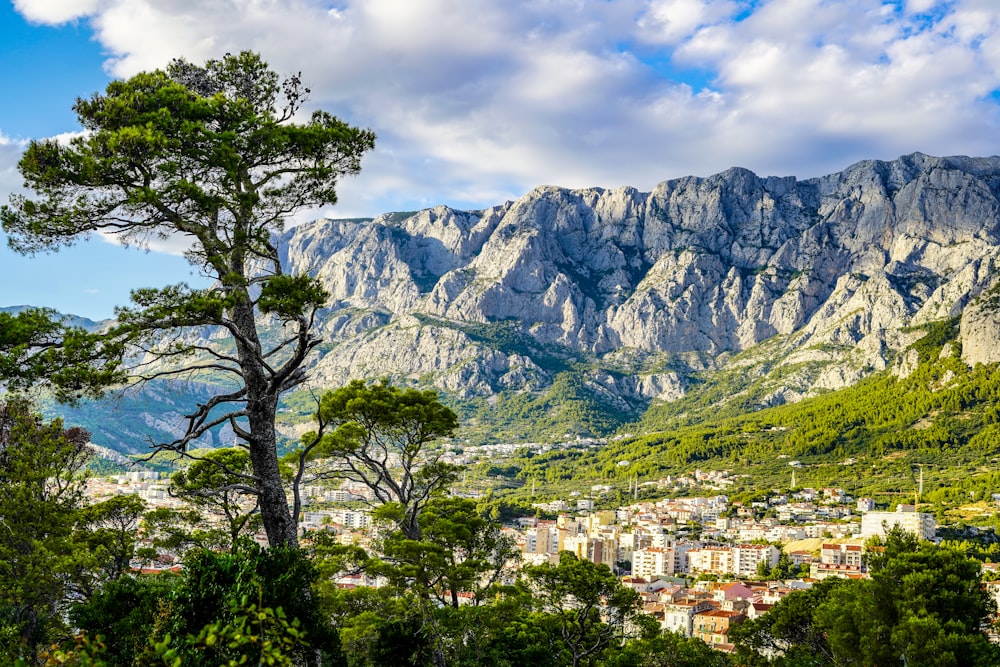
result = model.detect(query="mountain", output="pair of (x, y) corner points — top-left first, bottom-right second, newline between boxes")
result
(32, 152), (1000, 452)
(0, 306), (108, 332)
(278, 153), (1000, 418)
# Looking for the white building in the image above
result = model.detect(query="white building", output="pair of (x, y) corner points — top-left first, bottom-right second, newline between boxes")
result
(662, 599), (714, 637)
(633, 547), (678, 578)
(731, 544), (780, 577)
(860, 509), (936, 540)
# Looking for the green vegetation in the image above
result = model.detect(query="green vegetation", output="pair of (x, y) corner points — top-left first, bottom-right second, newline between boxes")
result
(169, 448), (260, 552)
(524, 552), (647, 667)
(455, 371), (634, 443)
(491, 318), (1000, 518)
(0, 399), (94, 663)
(289, 379), (460, 540)
(44, 495), (732, 667)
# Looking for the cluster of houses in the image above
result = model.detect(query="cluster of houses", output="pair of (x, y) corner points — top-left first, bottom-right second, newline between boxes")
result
(89, 467), (956, 651)
(625, 578), (794, 650)
(501, 494), (944, 650)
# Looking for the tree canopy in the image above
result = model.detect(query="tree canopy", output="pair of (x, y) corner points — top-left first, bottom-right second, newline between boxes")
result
(1, 51), (375, 547)
(733, 528), (999, 667)
(170, 447), (259, 552)
(525, 552), (645, 667)
(0, 399), (92, 663)
(292, 379), (459, 540)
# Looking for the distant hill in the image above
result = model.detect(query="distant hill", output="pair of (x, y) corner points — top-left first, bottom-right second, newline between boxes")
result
(0, 306), (108, 332)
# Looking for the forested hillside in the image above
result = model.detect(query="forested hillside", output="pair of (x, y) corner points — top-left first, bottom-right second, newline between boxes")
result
(498, 318), (1000, 527)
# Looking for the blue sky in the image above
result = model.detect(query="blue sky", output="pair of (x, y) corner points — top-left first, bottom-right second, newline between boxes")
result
(2, 0), (1000, 320)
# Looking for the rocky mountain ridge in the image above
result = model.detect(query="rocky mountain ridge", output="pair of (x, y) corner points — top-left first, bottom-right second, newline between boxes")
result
(279, 152), (1000, 408)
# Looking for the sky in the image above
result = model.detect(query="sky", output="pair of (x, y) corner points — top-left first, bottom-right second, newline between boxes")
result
(2, 0), (1000, 320)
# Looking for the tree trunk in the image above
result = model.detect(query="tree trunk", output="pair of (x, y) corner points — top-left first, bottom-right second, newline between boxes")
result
(230, 294), (298, 548)
(247, 397), (297, 547)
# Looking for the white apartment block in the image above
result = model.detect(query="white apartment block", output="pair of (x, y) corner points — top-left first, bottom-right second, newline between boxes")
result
(687, 546), (734, 576)
(327, 508), (371, 530)
(860, 510), (936, 540)
(731, 544), (780, 577)
(632, 547), (678, 578)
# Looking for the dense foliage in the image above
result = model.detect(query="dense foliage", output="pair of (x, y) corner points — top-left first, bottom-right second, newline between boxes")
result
(0, 399), (93, 663)
(290, 379), (460, 540)
(169, 447), (259, 552)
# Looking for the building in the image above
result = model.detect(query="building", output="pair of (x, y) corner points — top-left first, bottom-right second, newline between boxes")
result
(562, 535), (615, 568)
(693, 609), (746, 646)
(860, 509), (936, 540)
(820, 542), (863, 566)
(713, 582), (753, 604)
(731, 544), (780, 577)
(687, 546), (734, 576)
(662, 599), (714, 637)
(810, 562), (865, 580)
(632, 547), (678, 578)
(856, 497), (876, 512)
(524, 525), (557, 555)
(787, 550), (814, 567)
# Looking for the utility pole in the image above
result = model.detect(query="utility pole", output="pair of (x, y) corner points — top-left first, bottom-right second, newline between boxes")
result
(915, 465), (924, 506)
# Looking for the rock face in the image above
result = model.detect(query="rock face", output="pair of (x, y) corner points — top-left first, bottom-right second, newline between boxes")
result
(961, 283), (1000, 367)
(273, 153), (1000, 408)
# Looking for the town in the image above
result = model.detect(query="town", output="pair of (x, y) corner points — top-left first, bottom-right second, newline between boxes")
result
(86, 457), (973, 655)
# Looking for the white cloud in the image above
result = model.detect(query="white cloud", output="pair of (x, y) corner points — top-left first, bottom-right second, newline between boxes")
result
(50, 130), (89, 146)
(9, 0), (1000, 220)
(905, 0), (937, 14)
(13, 0), (99, 24)
(637, 0), (745, 46)
(0, 133), (29, 200)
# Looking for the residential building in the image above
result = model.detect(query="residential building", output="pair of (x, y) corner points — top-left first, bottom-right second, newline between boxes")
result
(820, 542), (863, 566)
(860, 509), (936, 540)
(694, 609), (746, 646)
(663, 599), (714, 637)
(633, 547), (678, 578)
(731, 544), (780, 577)
(687, 546), (734, 576)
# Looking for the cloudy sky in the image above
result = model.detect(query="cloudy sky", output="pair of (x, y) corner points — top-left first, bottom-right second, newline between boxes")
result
(2, 0), (1000, 319)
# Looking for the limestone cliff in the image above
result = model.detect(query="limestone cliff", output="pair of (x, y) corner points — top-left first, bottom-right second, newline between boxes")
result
(275, 153), (1000, 411)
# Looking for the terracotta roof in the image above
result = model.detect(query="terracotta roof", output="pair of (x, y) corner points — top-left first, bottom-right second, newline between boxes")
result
(697, 609), (744, 618)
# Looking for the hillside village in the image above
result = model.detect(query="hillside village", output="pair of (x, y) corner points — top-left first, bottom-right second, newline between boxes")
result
(88, 462), (967, 654)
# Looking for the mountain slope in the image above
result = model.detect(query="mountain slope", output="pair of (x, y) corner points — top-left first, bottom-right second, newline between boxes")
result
(276, 153), (1000, 428)
(503, 319), (1000, 528)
